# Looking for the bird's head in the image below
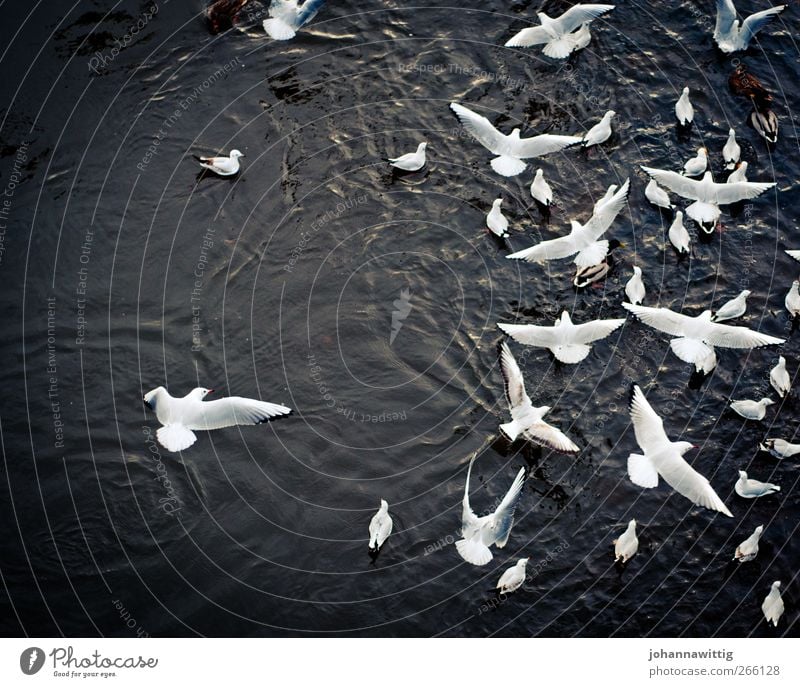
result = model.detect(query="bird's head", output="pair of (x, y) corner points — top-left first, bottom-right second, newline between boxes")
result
(741, 290), (752, 298)
(762, 398), (776, 406)
(682, 86), (689, 95)
(676, 441), (695, 455)
(754, 525), (764, 535)
(230, 150), (244, 159)
(605, 110), (616, 119)
(191, 387), (215, 400)
(493, 198), (503, 209)
(509, 128), (521, 140)
(772, 580), (781, 589)
(628, 518), (637, 529)
(519, 557), (529, 565)
(418, 142), (428, 152)
(633, 265), (642, 276)
(558, 311), (572, 326)
(699, 310), (713, 320)
(738, 470), (748, 479)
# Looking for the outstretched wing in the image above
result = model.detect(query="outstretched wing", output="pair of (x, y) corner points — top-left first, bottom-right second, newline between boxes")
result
(296, 0), (326, 27)
(622, 302), (692, 337)
(499, 342), (530, 409)
(506, 233), (579, 262)
(526, 421), (580, 453)
(490, 467), (526, 547)
(713, 180), (776, 204)
(450, 102), (506, 154)
(703, 321), (784, 349)
(555, 3), (616, 34)
(505, 25), (551, 47)
(629, 385), (670, 454)
(740, 6), (786, 46)
(641, 166), (704, 201)
(714, 0), (737, 38)
(571, 317), (626, 344)
(513, 133), (583, 159)
(187, 397), (291, 430)
(498, 322), (560, 348)
(658, 455), (733, 517)
(584, 178), (630, 239)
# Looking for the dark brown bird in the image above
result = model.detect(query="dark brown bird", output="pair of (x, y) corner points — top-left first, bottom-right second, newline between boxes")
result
(206, 0), (252, 34)
(729, 64), (773, 111)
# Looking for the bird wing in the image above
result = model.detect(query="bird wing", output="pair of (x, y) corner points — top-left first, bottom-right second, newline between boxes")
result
(570, 317), (626, 344)
(622, 303), (692, 337)
(641, 167), (704, 201)
(506, 233), (579, 262)
(584, 178), (630, 239)
(574, 239), (610, 267)
(505, 25), (551, 47)
(714, 0), (737, 38)
(296, 0), (326, 26)
(702, 321), (784, 349)
(185, 397), (291, 430)
(498, 322), (560, 348)
(657, 453), (733, 517)
(740, 6), (785, 45)
(525, 421), (580, 453)
(499, 342), (530, 409)
(461, 456), (480, 536)
(450, 103), (506, 154)
(629, 385), (671, 454)
(712, 180), (775, 204)
(489, 467), (526, 547)
(555, 3), (615, 34)
(513, 134), (583, 159)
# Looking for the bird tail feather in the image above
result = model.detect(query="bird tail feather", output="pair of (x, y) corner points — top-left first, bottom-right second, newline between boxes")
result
(455, 538), (493, 566)
(499, 420), (522, 442)
(490, 156), (526, 177)
(263, 18), (297, 40)
(157, 425), (197, 452)
(627, 453), (659, 488)
(552, 344), (591, 364)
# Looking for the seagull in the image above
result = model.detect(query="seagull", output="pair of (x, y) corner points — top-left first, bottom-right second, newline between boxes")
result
(683, 147), (708, 177)
(625, 266), (645, 305)
(712, 289), (751, 322)
(143, 387), (291, 452)
(770, 356), (791, 398)
(623, 302), (784, 368)
(762, 581), (784, 627)
(785, 279), (800, 317)
(582, 110), (615, 147)
(627, 385), (733, 516)
(675, 87), (694, 126)
(263, 0), (326, 40)
(506, 179), (629, 266)
(640, 166), (776, 232)
(727, 161), (749, 184)
(760, 438), (800, 459)
(645, 179), (674, 210)
(730, 397), (774, 420)
(668, 211), (690, 254)
(735, 470), (780, 498)
(713, 0), (786, 54)
(734, 525), (763, 563)
(530, 168), (553, 206)
(499, 310), (625, 364)
(722, 128), (741, 170)
(497, 342), (579, 452)
(456, 455), (526, 566)
(487, 198), (509, 238)
(504, 4), (615, 59)
(496, 558), (529, 594)
(450, 102), (582, 177)
(193, 149), (244, 176)
(388, 142), (427, 171)
(613, 519), (638, 563)
(368, 500), (393, 553)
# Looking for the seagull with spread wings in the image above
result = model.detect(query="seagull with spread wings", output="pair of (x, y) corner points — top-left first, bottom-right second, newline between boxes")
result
(713, 0), (786, 54)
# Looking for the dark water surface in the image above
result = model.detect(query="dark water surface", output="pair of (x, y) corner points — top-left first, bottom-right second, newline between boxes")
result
(0, 0), (798, 637)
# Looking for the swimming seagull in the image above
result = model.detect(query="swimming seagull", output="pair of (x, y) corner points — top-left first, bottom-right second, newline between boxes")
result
(645, 179), (674, 210)
(627, 385), (733, 516)
(762, 581), (784, 627)
(530, 168), (553, 206)
(582, 110), (615, 147)
(368, 500), (393, 553)
(640, 166), (776, 232)
(760, 438), (800, 459)
(613, 519), (638, 563)
(504, 4), (615, 59)
(730, 397), (774, 420)
(506, 179), (629, 266)
(683, 147), (708, 177)
(722, 128), (741, 170)
(668, 211), (690, 254)
(712, 290), (750, 322)
(727, 161), (748, 184)
(770, 356), (790, 398)
(456, 455), (526, 566)
(622, 303), (784, 368)
(734, 525), (763, 562)
(388, 142), (427, 171)
(785, 280), (800, 317)
(487, 198), (509, 238)
(713, 0), (786, 54)
(496, 558), (529, 594)
(497, 342), (580, 452)
(143, 387), (291, 452)
(498, 311), (625, 364)
(625, 266), (645, 305)
(450, 102), (582, 177)
(675, 87), (694, 126)
(193, 149), (244, 176)
(735, 470), (780, 498)
(263, 0), (326, 40)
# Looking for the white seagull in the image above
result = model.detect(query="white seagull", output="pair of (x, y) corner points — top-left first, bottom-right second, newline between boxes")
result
(645, 179), (674, 210)
(730, 397), (774, 421)
(368, 499), (393, 553)
(668, 211), (690, 254)
(762, 581), (784, 627)
(735, 470), (780, 498)
(640, 166), (776, 231)
(734, 525), (764, 563)
(530, 168), (553, 206)
(613, 519), (639, 563)
(456, 455), (526, 566)
(388, 142), (427, 171)
(727, 161), (749, 184)
(506, 178), (629, 266)
(625, 266), (646, 305)
(498, 310), (625, 364)
(582, 110), (615, 147)
(263, 0), (326, 40)
(722, 128), (741, 169)
(713, 0), (786, 54)
(143, 387), (291, 452)
(498, 342), (580, 452)
(487, 198), (510, 238)
(194, 149), (244, 176)
(496, 558), (529, 594)
(627, 385), (732, 516)
(504, 4), (615, 59)
(622, 303), (784, 367)
(760, 438), (800, 459)
(450, 102), (582, 177)
(712, 289), (750, 322)
(675, 87), (694, 126)
(785, 279), (800, 317)
(770, 356), (791, 398)
(683, 147), (708, 177)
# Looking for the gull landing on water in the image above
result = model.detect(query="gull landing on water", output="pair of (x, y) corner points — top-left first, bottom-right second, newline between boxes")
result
(368, 500), (393, 554)
(388, 142), (427, 171)
(263, 0), (326, 40)
(143, 387), (291, 452)
(194, 149), (244, 176)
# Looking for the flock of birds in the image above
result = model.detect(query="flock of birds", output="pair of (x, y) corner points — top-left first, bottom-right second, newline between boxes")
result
(142, 0), (794, 627)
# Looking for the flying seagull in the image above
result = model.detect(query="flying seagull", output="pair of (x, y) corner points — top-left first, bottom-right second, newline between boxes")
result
(713, 0), (786, 54)
(263, 0), (327, 40)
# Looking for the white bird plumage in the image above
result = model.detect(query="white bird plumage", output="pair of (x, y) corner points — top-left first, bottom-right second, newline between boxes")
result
(712, 289), (751, 322)
(734, 525), (763, 562)
(675, 87), (694, 126)
(496, 558), (529, 594)
(625, 266), (646, 305)
(785, 279), (800, 317)
(722, 128), (741, 170)
(668, 211), (690, 254)
(735, 470), (780, 498)
(683, 147), (708, 177)
(582, 110), (615, 147)
(626, 385), (733, 516)
(613, 519), (638, 563)
(194, 149), (244, 176)
(726, 161), (748, 184)
(388, 142), (427, 171)
(368, 499), (393, 552)
(730, 397), (774, 421)
(713, 0), (786, 54)
(770, 356), (791, 398)
(762, 581), (784, 627)
(760, 437), (800, 459)
(645, 179), (674, 210)
(263, 0), (326, 40)
(530, 168), (553, 206)
(487, 198), (509, 237)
